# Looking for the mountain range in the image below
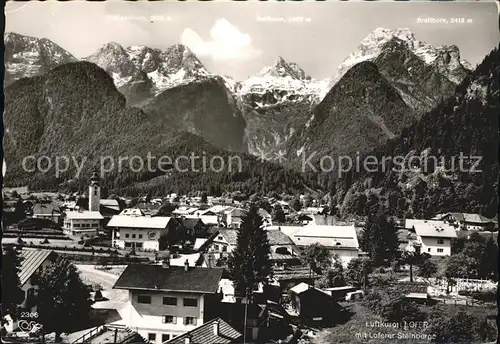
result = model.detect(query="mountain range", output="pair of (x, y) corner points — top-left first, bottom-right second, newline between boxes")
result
(3, 29), (496, 217)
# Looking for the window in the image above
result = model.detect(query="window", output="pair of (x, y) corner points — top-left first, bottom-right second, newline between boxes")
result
(183, 298), (198, 307)
(437, 248), (444, 253)
(148, 333), (156, 341)
(132, 234), (136, 239)
(163, 297), (177, 306)
(184, 317), (197, 326)
(137, 295), (151, 304)
(162, 315), (176, 324)
(428, 248), (431, 252)
(222, 245), (227, 252)
(162, 334), (170, 342)
(74, 224), (80, 228)
(213, 244), (219, 251)
(218, 236), (223, 240)
(437, 239), (444, 244)
(125, 234), (130, 238)
(139, 234), (143, 239)
(125, 242), (131, 248)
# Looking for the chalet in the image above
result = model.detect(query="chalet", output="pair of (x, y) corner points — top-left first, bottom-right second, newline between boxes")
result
(405, 219), (457, 256)
(113, 262), (224, 344)
(164, 318), (241, 344)
(225, 208), (273, 228)
(2, 248), (58, 333)
(178, 218), (207, 237)
(435, 213), (498, 231)
(17, 249), (58, 312)
(206, 229), (301, 266)
(288, 225), (360, 267)
(107, 215), (181, 251)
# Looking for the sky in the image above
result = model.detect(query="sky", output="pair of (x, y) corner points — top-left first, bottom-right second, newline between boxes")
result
(5, 1), (499, 80)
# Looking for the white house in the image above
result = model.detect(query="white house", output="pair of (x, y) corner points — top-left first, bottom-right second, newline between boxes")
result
(113, 262), (224, 344)
(405, 219), (457, 256)
(107, 215), (179, 251)
(63, 211), (104, 236)
(287, 225), (360, 267)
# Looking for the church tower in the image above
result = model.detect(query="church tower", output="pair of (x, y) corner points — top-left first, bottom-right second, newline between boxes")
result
(89, 170), (101, 212)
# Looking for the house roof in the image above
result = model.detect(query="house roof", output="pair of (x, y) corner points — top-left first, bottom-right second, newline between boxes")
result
(65, 211), (104, 220)
(266, 230), (295, 246)
(180, 218), (205, 229)
(165, 317), (241, 344)
(292, 225), (359, 249)
(444, 213), (497, 224)
(193, 238), (208, 251)
(216, 229), (294, 247)
(217, 229), (239, 246)
(100, 199), (120, 211)
(289, 282), (331, 296)
(119, 208), (145, 216)
(172, 207), (198, 215)
(406, 219), (457, 238)
(113, 264), (223, 293)
(169, 253), (202, 268)
(107, 215), (172, 229)
(18, 249), (57, 286)
(33, 203), (61, 216)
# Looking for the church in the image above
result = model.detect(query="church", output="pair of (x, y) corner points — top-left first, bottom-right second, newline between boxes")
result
(63, 171), (104, 237)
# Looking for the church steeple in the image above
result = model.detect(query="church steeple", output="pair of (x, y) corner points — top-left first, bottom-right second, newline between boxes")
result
(89, 169), (101, 212)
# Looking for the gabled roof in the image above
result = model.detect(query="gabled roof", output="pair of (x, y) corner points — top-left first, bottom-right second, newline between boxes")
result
(119, 208), (145, 216)
(165, 317), (241, 344)
(65, 211), (104, 220)
(289, 282), (331, 296)
(216, 229), (239, 246)
(18, 249), (57, 286)
(405, 219), (457, 238)
(215, 229), (294, 247)
(266, 230), (295, 246)
(180, 218), (205, 229)
(292, 225), (359, 249)
(107, 215), (172, 229)
(100, 199), (120, 211)
(113, 264), (223, 293)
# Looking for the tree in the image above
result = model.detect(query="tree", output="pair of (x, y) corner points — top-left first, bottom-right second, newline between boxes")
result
(158, 202), (176, 216)
(428, 307), (480, 343)
(292, 198), (302, 212)
(37, 256), (92, 342)
(1, 247), (25, 321)
(417, 254), (438, 279)
(272, 204), (286, 223)
(346, 257), (372, 288)
(360, 209), (399, 266)
(315, 255), (346, 289)
(227, 204), (272, 300)
(200, 191), (208, 204)
(301, 243), (332, 276)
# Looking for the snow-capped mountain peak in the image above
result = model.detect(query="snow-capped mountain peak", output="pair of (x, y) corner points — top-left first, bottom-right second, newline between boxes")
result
(331, 27), (472, 87)
(258, 56), (311, 80)
(5, 32), (77, 85)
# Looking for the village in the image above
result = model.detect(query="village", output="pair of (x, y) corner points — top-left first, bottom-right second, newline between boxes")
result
(1, 173), (498, 344)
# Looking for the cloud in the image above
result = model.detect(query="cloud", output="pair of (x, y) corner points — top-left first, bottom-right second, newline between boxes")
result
(180, 19), (261, 63)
